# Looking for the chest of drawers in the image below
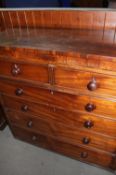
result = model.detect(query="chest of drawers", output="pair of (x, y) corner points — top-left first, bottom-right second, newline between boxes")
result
(0, 9), (116, 172)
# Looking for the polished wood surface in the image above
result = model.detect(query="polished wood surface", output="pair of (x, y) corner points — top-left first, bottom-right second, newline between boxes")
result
(12, 126), (116, 170)
(3, 95), (116, 138)
(55, 67), (116, 97)
(0, 9), (116, 171)
(0, 10), (108, 30)
(0, 10), (116, 31)
(0, 60), (49, 84)
(6, 110), (116, 153)
(0, 28), (116, 57)
(1, 58), (116, 98)
(0, 79), (116, 119)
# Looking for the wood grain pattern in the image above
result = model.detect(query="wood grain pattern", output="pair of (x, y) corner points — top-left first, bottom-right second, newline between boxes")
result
(0, 60), (49, 84)
(6, 110), (116, 154)
(0, 10), (116, 45)
(0, 46), (116, 73)
(0, 9), (116, 171)
(2, 95), (116, 138)
(0, 10), (115, 30)
(0, 29), (116, 57)
(0, 79), (116, 119)
(11, 125), (116, 170)
(55, 67), (116, 98)
(1, 59), (116, 98)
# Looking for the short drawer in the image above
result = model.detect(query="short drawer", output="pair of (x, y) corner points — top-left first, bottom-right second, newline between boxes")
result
(6, 110), (116, 154)
(1, 79), (116, 119)
(11, 125), (116, 170)
(55, 67), (116, 98)
(0, 60), (48, 84)
(3, 95), (116, 138)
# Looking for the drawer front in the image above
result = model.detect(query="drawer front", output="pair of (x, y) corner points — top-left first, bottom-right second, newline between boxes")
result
(0, 79), (116, 119)
(12, 125), (116, 170)
(6, 110), (116, 153)
(0, 60), (48, 84)
(3, 95), (116, 138)
(55, 67), (116, 98)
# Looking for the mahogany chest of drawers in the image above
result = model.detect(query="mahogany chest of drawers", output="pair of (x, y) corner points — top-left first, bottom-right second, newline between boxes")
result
(0, 9), (116, 172)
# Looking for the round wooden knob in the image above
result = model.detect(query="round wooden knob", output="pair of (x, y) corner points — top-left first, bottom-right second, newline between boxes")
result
(27, 121), (33, 128)
(82, 137), (90, 144)
(15, 88), (23, 96)
(21, 105), (28, 112)
(84, 120), (94, 128)
(32, 135), (37, 141)
(81, 152), (88, 158)
(85, 103), (96, 112)
(11, 64), (20, 76)
(87, 78), (97, 91)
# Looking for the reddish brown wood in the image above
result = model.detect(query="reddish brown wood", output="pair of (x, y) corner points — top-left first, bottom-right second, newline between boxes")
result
(0, 79), (116, 119)
(11, 125), (116, 170)
(0, 9), (116, 171)
(0, 43), (116, 72)
(6, 110), (116, 154)
(1, 58), (116, 99)
(2, 95), (116, 138)
(0, 10), (116, 46)
(0, 10), (105, 30)
(0, 60), (49, 84)
(54, 67), (116, 98)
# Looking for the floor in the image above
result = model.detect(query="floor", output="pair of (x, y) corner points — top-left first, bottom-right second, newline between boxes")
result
(0, 126), (115, 175)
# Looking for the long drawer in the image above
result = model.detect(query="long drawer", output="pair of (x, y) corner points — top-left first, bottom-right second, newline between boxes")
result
(3, 95), (116, 138)
(1, 79), (116, 119)
(1, 60), (116, 99)
(6, 110), (116, 153)
(0, 60), (48, 84)
(11, 125), (116, 170)
(55, 67), (116, 98)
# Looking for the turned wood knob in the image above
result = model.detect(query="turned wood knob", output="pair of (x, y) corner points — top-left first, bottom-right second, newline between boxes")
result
(11, 64), (20, 76)
(87, 78), (98, 91)
(27, 121), (33, 128)
(84, 120), (94, 128)
(82, 137), (90, 144)
(81, 152), (88, 158)
(85, 103), (96, 112)
(15, 88), (23, 96)
(32, 135), (37, 141)
(21, 105), (28, 112)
